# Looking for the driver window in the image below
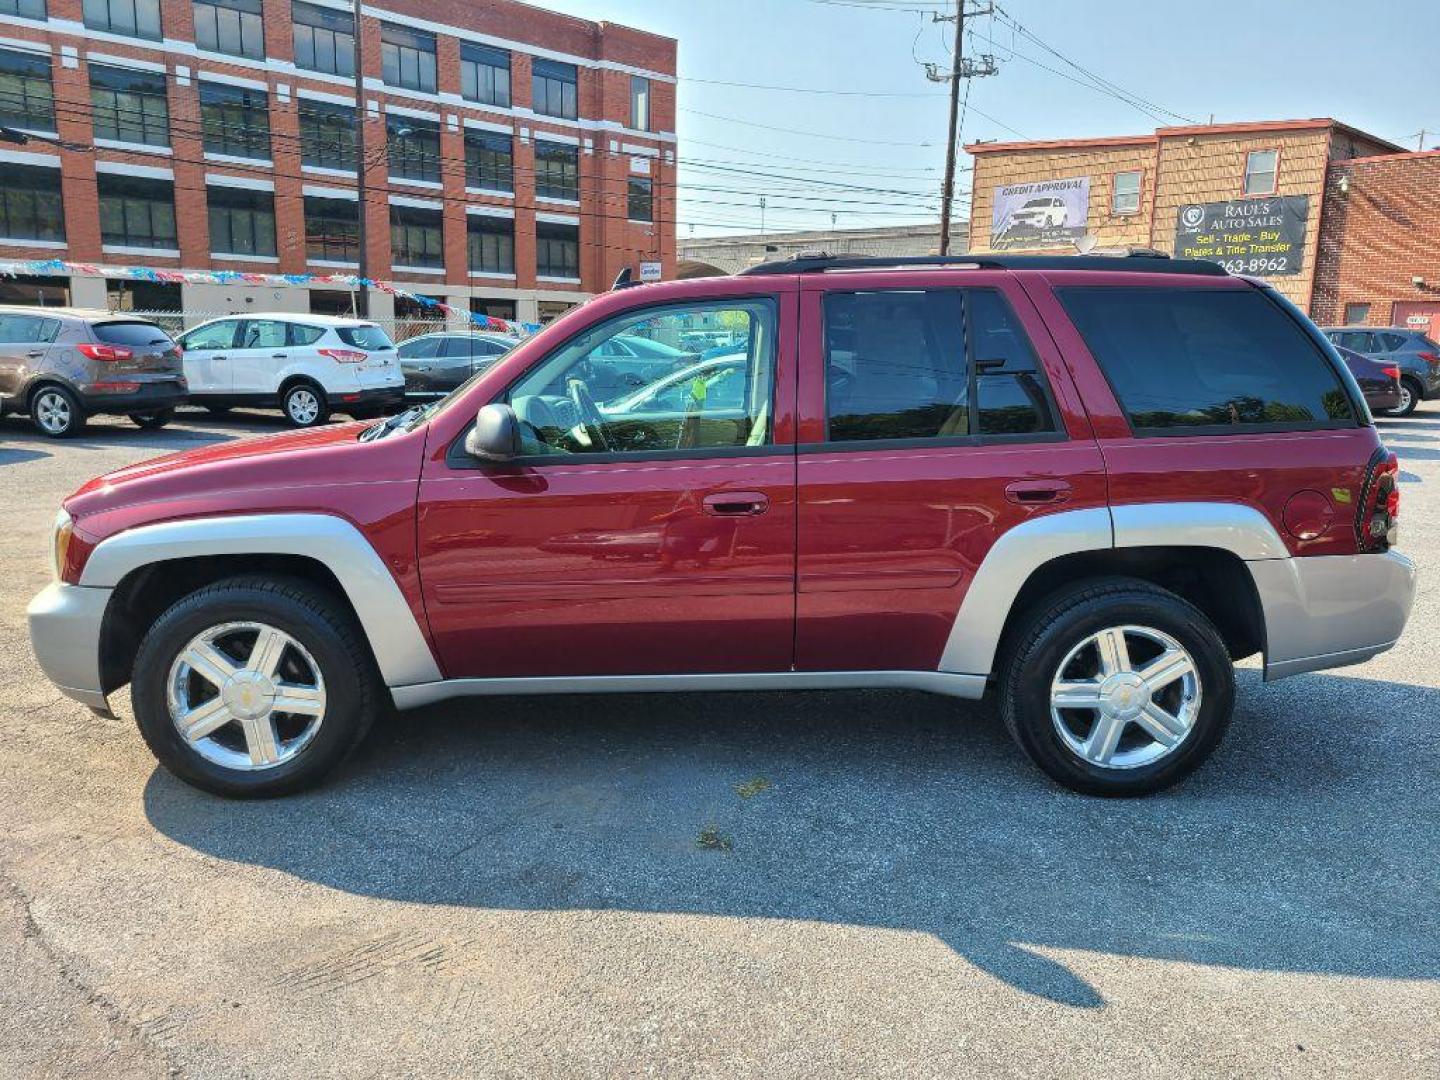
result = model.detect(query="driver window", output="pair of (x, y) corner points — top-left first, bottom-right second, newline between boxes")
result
(506, 299), (777, 456)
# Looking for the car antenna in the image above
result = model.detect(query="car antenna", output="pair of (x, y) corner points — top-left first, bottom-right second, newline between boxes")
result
(612, 267), (639, 291)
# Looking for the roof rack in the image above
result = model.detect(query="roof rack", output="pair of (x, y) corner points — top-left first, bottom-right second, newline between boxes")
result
(736, 250), (1229, 277)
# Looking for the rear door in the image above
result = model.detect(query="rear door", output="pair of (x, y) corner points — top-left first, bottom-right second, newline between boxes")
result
(794, 271), (1106, 672)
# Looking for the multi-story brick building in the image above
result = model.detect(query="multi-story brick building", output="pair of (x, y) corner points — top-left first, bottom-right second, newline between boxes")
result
(965, 119), (1440, 337)
(0, 0), (676, 324)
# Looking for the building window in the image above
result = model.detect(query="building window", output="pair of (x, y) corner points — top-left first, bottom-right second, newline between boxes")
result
(207, 185), (276, 257)
(292, 2), (355, 77)
(98, 173), (176, 249)
(200, 80), (271, 160)
(0, 0), (46, 22)
(89, 63), (169, 147)
(464, 129), (512, 192)
(380, 23), (437, 93)
(194, 0), (264, 60)
(299, 99), (357, 171)
(1244, 149), (1278, 196)
(304, 196), (359, 262)
(460, 42), (509, 108)
(532, 58), (577, 120)
(467, 214), (513, 275)
(535, 139), (579, 201)
(83, 0), (162, 41)
(630, 76), (649, 132)
(536, 220), (579, 279)
(627, 177), (654, 222)
(0, 48), (54, 133)
(1112, 170), (1141, 214)
(387, 114), (441, 184)
(390, 204), (443, 268)
(1343, 302), (1371, 325)
(0, 163), (64, 242)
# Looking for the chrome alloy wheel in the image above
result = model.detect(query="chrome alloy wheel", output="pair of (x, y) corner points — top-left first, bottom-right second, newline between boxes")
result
(1049, 625), (1201, 770)
(33, 389), (72, 434)
(286, 388), (321, 425)
(166, 621), (326, 771)
(1388, 382), (1414, 416)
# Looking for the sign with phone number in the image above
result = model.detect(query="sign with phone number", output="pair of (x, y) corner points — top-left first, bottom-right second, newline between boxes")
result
(1173, 196), (1310, 277)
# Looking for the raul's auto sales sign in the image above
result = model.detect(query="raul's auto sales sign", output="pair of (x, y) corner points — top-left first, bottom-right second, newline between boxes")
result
(1173, 196), (1309, 276)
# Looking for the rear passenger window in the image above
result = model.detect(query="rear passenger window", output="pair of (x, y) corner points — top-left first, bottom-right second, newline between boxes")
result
(824, 288), (1057, 443)
(1059, 288), (1355, 434)
(289, 324), (326, 346)
(1379, 333), (1406, 351)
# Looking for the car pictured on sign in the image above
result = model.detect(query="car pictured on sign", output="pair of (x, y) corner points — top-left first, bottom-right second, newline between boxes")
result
(1011, 197), (1069, 229)
(1322, 326), (1440, 416)
(27, 252), (1415, 801)
(176, 314), (405, 427)
(0, 307), (186, 438)
(397, 331), (518, 396)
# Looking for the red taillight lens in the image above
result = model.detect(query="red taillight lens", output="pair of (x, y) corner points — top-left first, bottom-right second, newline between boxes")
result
(1382, 366), (1401, 381)
(1357, 450), (1400, 551)
(1419, 351), (1440, 368)
(319, 348), (367, 364)
(76, 343), (134, 362)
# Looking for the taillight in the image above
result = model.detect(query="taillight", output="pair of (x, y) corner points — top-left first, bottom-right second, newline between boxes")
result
(1383, 366), (1401, 381)
(1357, 449), (1400, 551)
(77, 343), (133, 362)
(1419, 351), (1440, 369)
(319, 348), (366, 364)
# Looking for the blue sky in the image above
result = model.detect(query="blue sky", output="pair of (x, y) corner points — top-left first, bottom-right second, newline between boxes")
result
(535, 0), (1440, 236)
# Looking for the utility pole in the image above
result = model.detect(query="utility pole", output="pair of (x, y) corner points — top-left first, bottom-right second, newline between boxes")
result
(1419, 129), (1428, 152)
(937, 1), (965, 256)
(351, 0), (369, 317)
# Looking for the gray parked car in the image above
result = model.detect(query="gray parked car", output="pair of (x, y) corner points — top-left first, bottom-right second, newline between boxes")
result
(0, 307), (186, 438)
(396, 331), (518, 396)
(1322, 326), (1440, 416)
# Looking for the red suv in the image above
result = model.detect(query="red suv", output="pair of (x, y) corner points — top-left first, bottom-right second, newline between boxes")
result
(28, 254), (1416, 798)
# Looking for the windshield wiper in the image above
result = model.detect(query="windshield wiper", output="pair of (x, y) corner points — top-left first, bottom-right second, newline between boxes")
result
(359, 405), (426, 442)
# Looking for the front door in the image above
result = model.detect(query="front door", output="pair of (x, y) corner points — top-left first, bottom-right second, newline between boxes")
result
(416, 290), (798, 679)
(794, 273), (1107, 672)
(179, 318), (241, 395)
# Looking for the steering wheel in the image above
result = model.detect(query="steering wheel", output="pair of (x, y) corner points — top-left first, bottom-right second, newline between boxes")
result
(567, 378), (614, 452)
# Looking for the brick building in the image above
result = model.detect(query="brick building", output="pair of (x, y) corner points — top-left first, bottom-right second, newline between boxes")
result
(0, 0), (676, 324)
(679, 223), (958, 277)
(965, 119), (1440, 335)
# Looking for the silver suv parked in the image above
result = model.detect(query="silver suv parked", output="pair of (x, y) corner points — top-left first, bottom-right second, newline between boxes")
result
(0, 307), (186, 438)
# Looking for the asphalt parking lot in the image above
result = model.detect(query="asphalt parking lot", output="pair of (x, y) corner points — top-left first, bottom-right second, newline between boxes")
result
(0, 407), (1436, 1079)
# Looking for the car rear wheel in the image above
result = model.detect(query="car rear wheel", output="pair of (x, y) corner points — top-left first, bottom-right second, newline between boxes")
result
(131, 576), (382, 797)
(1384, 377), (1421, 417)
(281, 382), (330, 427)
(999, 578), (1235, 797)
(30, 384), (85, 439)
(129, 408), (174, 430)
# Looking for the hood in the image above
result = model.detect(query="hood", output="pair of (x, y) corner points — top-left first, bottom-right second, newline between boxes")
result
(65, 421), (422, 522)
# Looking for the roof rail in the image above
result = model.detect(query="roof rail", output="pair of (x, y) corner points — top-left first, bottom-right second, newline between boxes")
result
(735, 250), (1229, 277)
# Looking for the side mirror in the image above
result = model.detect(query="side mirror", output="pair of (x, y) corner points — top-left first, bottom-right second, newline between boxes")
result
(465, 402), (521, 461)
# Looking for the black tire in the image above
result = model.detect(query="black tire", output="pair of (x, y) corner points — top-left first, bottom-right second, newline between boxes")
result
(998, 577), (1235, 797)
(205, 404), (233, 416)
(28, 383), (86, 439)
(130, 575), (382, 798)
(281, 381), (330, 427)
(1385, 377), (1423, 417)
(129, 408), (175, 430)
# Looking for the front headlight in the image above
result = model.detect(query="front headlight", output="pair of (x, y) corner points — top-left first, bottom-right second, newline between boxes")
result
(52, 509), (73, 581)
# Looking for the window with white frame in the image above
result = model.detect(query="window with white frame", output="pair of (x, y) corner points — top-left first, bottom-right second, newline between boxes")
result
(536, 220), (578, 278)
(468, 214), (514, 275)
(460, 42), (509, 108)
(292, 2), (355, 77)
(390, 204), (443, 268)
(83, 0), (162, 41)
(1244, 149), (1278, 195)
(535, 139), (579, 200)
(304, 195), (359, 262)
(381, 23), (437, 93)
(387, 114), (441, 184)
(1112, 170), (1141, 214)
(299, 99), (357, 171)
(630, 76), (650, 132)
(199, 80), (271, 159)
(208, 185), (276, 256)
(98, 173), (176, 249)
(194, 0), (264, 60)
(89, 62), (169, 147)
(532, 58), (577, 120)
(627, 177), (653, 222)
(464, 129), (512, 192)
(0, 48), (54, 133)
(0, 163), (64, 242)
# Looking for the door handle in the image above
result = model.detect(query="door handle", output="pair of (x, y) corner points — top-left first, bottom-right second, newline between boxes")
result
(212, 355), (228, 361)
(1005, 479), (1072, 505)
(26, 350), (44, 358)
(272, 353), (288, 359)
(702, 491), (770, 517)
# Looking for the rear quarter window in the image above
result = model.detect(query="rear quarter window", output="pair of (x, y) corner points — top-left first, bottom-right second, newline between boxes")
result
(92, 321), (173, 347)
(1058, 287), (1356, 434)
(336, 324), (394, 350)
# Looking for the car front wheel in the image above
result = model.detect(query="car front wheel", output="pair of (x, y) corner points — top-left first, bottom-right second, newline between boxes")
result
(130, 576), (381, 797)
(30, 385), (86, 438)
(999, 578), (1235, 797)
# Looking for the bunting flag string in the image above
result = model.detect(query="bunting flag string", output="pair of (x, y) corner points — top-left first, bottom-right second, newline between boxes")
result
(0, 259), (546, 337)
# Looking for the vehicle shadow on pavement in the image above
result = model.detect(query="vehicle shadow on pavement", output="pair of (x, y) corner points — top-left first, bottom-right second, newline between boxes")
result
(0, 416), (242, 451)
(142, 670), (1440, 1009)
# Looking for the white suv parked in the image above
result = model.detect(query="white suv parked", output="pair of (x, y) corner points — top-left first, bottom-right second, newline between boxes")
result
(176, 314), (405, 427)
